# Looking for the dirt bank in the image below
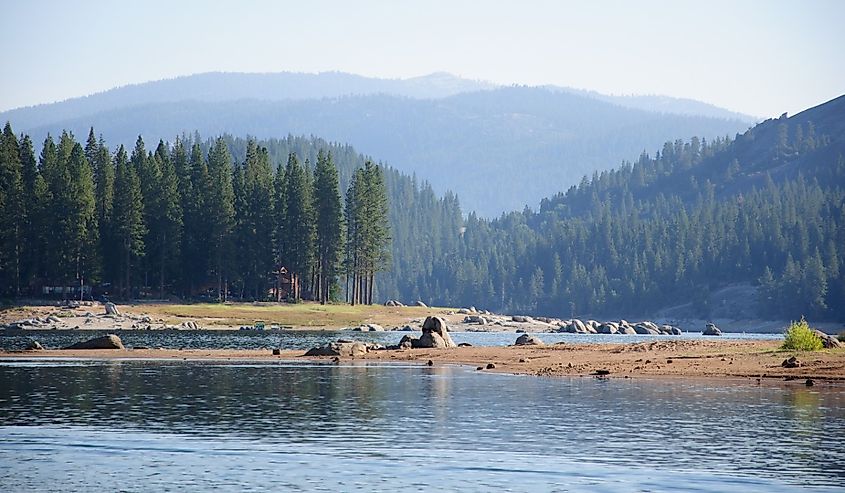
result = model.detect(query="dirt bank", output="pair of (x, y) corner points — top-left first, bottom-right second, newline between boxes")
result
(5, 339), (843, 385)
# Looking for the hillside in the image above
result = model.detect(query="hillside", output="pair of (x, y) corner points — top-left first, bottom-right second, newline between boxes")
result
(8, 83), (751, 216)
(400, 95), (845, 321)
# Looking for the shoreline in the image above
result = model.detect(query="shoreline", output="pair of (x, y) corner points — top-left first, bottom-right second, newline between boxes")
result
(4, 340), (844, 385)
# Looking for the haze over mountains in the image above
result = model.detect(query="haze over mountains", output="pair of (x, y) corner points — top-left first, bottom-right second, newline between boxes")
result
(2, 72), (755, 216)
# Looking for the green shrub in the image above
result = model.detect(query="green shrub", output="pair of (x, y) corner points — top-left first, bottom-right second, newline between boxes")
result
(781, 318), (823, 351)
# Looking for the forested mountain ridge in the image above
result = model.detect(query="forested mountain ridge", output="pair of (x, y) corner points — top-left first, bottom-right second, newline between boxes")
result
(414, 95), (845, 321)
(1, 71), (753, 129)
(10, 85), (751, 216)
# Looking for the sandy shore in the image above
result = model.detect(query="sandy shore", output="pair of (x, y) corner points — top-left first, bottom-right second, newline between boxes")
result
(5, 340), (844, 385)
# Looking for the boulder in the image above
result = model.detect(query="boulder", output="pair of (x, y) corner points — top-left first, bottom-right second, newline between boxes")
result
(26, 340), (44, 351)
(633, 324), (651, 335)
(618, 325), (638, 335)
(400, 325), (414, 331)
(463, 315), (487, 325)
(104, 302), (121, 317)
(812, 329), (842, 349)
(415, 301), (428, 308)
(782, 356), (801, 368)
(559, 322), (577, 333)
(399, 335), (416, 349)
(352, 323), (384, 332)
(418, 331), (449, 348)
(421, 316), (456, 348)
(571, 319), (587, 333)
(511, 315), (533, 323)
(702, 323), (722, 336)
(515, 334), (544, 346)
(64, 334), (125, 350)
(304, 341), (369, 357)
(597, 323), (617, 335)
(457, 308), (471, 314)
(384, 299), (405, 307)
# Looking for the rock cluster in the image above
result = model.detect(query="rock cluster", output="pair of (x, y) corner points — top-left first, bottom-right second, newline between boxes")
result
(397, 316), (457, 349)
(557, 319), (681, 335)
(351, 323), (384, 332)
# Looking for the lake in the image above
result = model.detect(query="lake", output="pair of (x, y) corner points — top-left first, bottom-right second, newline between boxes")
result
(1, 359), (842, 492)
(0, 329), (782, 351)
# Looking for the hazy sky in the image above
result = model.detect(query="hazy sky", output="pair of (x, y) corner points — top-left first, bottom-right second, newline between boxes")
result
(1, 0), (843, 117)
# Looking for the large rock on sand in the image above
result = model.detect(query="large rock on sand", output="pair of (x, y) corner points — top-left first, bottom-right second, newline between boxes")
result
(702, 323), (722, 336)
(64, 334), (125, 350)
(304, 341), (369, 357)
(26, 340), (44, 351)
(104, 302), (121, 317)
(515, 334), (544, 346)
(422, 316), (456, 347)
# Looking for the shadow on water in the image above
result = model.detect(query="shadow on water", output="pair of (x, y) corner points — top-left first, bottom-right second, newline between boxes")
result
(0, 360), (843, 492)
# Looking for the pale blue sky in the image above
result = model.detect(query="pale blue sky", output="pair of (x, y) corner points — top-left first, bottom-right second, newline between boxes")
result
(1, 0), (843, 117)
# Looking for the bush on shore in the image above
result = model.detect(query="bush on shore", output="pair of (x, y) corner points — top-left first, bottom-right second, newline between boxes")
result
(781, 318), (823, 351)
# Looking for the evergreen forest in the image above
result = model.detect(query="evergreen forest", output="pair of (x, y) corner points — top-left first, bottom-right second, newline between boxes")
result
(1, 95), (843, 320)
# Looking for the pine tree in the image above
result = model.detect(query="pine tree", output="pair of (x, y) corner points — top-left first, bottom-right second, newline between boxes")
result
(93, 136), (115, 286)
(239, 140), (275, 300)
(313, 150), (343, 303)
(18, 134), (42, 291)
(283, 153), (314, 301)
(272, 159), (288, 301)
(0, 122), (24, 295)
(182, 142), (211, 296)
(65, 142), (98, 298)
(207, 137), (235, 301)
(153, 140), (183, 297)
(112, 145), (146, 299)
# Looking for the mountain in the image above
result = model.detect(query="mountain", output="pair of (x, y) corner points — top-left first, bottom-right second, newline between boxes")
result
(552, 87), (757, 121)
(398, 95), (845, 321)
(6, 74), (753, 216)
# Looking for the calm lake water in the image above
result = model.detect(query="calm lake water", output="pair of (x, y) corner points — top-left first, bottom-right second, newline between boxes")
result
(0, 329), (782, 351)
(0, 360), (842, 492)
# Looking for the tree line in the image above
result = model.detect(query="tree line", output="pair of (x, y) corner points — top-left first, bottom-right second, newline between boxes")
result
(0, 123), (390, 303)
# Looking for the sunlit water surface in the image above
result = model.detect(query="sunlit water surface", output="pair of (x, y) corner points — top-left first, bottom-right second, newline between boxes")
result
(0, 329), (782, 351)
(1, 360), (842, 492)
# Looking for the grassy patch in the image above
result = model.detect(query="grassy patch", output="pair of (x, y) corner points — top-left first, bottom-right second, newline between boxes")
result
(781, 318), (823, 351)
(128, 301), (441, 328)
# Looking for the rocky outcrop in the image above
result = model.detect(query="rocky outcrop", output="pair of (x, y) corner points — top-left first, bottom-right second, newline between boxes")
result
(702, 323), (722, 336)
(63, 334), (125, 350)
(556, 318), (680, 336)
(812, 329), (842, 349)
(304, 341), (370, 357)
(515, 334), (544, 346)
